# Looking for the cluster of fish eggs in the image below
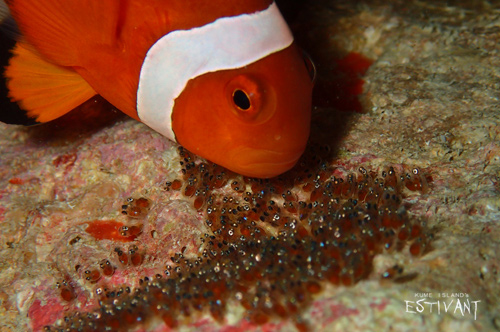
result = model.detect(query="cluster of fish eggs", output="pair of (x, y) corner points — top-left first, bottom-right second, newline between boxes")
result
(47, 145), (431, 332)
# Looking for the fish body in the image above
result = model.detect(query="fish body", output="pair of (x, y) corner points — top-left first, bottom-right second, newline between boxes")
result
(1, 0), (314, 178)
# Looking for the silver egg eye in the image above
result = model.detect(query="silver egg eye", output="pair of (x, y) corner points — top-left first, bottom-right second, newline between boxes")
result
(302, 50), (317, 83)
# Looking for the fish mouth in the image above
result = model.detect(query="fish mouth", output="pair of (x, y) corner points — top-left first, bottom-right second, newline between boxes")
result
(229, 147), (305, 178)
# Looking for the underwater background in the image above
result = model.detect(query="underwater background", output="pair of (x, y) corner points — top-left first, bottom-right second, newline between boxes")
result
(1, 0), (499, 331)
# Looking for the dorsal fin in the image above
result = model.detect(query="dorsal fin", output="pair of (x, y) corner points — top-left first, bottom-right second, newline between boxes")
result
(3, 41), (96, 123)
(4, 0), (145, 117)
(5, 0), (130, 66)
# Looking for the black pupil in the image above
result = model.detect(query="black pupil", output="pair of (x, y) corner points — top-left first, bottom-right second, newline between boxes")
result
(233, 90), (251, 110)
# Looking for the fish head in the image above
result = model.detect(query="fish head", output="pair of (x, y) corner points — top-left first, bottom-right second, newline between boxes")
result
(172, 44), (315, 178)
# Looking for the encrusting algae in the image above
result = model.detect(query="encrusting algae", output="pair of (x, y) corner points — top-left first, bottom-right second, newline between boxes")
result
(46, 143), (433, 332)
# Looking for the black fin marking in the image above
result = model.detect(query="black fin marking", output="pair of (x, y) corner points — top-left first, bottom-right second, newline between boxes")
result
(0, 1), (21, 40)
(0, 15), (20, 40)
(0, 0), (8, 21)
(0, 21), (38, 126)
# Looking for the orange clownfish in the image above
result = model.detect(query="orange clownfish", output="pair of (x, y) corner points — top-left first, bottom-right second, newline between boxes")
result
(0, 0), (315, 178)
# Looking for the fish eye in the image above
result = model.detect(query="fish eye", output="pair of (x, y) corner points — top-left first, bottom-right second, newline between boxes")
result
(226, 74), (269, 122)
(232, 89), (251, 111)
(225, 74), (275, 124)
